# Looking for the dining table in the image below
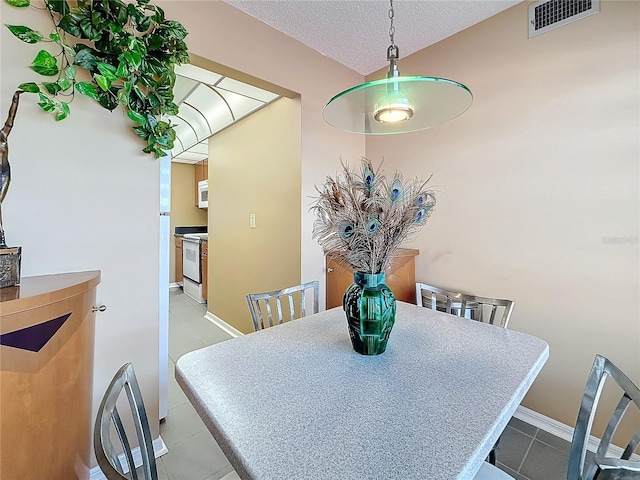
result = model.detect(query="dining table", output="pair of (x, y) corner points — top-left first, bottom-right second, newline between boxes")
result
(175, 301), (549, 480)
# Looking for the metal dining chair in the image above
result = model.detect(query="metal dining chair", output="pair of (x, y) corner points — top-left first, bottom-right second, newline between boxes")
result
(477, 354), (640, 480)
(246, 280), (319, 331)
(416, 282), (515, 328)
(94, 363), (157, 480)
(416, 281), (515, 466)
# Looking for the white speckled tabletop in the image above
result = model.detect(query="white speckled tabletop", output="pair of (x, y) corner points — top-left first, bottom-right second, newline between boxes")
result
(176, 301), (549, 480)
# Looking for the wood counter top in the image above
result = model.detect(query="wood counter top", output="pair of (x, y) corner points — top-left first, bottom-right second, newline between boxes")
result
(0, 270), (100, 317)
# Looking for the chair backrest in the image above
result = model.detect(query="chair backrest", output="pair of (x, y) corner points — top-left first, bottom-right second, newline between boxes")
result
(415, 282), (514, 328)
(94, 363), (157, 480)
(567, 354), (640, 480)
(246, 280), (319, 331)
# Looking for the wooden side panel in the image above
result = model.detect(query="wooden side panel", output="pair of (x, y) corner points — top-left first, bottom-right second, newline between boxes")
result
(202, 240), (208, 302)
(175, 236), (183, 284)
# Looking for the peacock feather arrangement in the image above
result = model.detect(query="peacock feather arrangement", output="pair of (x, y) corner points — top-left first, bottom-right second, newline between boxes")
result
(312, 157), (436, 274)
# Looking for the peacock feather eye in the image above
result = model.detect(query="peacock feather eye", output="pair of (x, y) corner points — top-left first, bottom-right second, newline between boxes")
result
(390, 179), (403, 201)
(366, 218), (379, 234)
(414, 208), (427, 224)
(364, 166), (375, 188)
(339, 221), (355, 239)
(416, 193), (426, 206)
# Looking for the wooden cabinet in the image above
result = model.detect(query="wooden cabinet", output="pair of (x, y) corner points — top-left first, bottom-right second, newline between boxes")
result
(194, 159), (208, 206)
(201, 240), (208, 302)
(1, 271), (101, 480)
(175, 236), (183, 285)
(325, 249), (419, 309)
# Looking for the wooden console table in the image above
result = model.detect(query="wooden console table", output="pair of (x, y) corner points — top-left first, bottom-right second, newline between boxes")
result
(0, 270), (101, 480)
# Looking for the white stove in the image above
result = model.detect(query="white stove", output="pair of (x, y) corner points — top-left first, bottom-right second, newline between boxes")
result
(182, 233), (208, 303)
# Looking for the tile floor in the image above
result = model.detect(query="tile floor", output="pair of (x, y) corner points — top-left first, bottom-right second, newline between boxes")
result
(159, 289), (574, 480)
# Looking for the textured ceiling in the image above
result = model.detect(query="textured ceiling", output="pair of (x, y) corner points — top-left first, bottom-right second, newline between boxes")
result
(223, 0), (522, 76)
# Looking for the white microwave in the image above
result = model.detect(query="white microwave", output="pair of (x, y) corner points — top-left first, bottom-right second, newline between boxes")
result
(197, 179), (208, 209)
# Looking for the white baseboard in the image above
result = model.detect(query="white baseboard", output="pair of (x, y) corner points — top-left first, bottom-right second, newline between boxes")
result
(514, 405), (639, 460)
(89, 436), (168, 480)
(169, 282), (182, 289)
(205, 311), (244, 338)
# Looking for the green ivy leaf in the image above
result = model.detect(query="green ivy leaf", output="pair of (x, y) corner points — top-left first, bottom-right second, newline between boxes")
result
(64, 65), (76, 79)
(37, 93), (56, 112)
(58, 13), (82, 37)
(94, 74), (110, 91)
(18, 82), (40, 93)
(98, 90), (119, 110)
(146, 113), (158, 130)
(47, 0), (70, 16)
(132, 84), (145, 101)
(97, 62), (118, 82)
(165, 21), (187, 40)
(57, 77), (72, 91)
(127, 109), (147, 125)
(75, 81), (99, 100)
(117, 88), (128, 107)
(123, 50), (142, 70)
(6, 25), (43, 43)
(42, 81), (62, 95)
(31, 50), (59, 76)
(132, 125), (150, 140)
(115, 59), (129, 78)
(74, 48), (97, 70)
(155, 133), (173, 149)
(5, 0), (30, 7)
(55, 102), (70, 121)
(79, 16), (101, 41)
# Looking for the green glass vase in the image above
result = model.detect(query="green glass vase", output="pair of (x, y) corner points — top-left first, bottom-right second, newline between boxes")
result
(343, 271), (396, 355)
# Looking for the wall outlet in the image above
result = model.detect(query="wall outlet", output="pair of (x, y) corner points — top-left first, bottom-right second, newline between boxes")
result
(250, 213), (256, 228)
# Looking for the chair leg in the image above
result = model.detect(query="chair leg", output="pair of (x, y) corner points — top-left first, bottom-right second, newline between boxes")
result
(489, 435), (500, 465)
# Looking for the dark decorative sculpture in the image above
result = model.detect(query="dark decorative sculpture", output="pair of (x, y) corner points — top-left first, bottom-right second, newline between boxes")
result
(0, 91), (23, 288)
(0, 91), (23, 248)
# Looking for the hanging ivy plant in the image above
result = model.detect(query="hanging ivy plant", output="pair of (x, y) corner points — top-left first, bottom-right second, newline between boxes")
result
(4, 0), (190, 157)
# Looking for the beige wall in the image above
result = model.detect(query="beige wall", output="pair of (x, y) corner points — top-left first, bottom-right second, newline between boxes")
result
(161, 1), (365, 310)
(207, 97), (302, 333)
(170, 163), (207, 283)
(1, 0), (162, 466)
(366, 1), (639, 437)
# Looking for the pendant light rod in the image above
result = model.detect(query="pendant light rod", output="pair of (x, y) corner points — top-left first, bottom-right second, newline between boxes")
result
(386, 0), (399, 79)
(322, 0), (473, 135)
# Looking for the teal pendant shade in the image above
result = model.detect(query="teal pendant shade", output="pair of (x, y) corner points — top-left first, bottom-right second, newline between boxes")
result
(322, 75), (473, 135)
(343, 272), (396, 355)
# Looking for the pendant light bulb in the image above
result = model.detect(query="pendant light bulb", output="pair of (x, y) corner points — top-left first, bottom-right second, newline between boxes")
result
(373, 99), (413, 123)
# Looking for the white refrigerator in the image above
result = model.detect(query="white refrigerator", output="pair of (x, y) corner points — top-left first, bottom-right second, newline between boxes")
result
(158, 154), (171, 420)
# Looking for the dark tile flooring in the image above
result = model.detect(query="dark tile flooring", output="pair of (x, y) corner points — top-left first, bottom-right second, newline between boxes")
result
(496, 416), (577, 479)
(163, 289), (579, 480)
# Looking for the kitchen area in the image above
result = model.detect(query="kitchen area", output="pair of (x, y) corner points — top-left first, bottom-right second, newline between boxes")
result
(172, 158), (209, 304)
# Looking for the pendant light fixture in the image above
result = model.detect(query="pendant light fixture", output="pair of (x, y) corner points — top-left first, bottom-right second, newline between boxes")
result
(322, 0), (473, 135)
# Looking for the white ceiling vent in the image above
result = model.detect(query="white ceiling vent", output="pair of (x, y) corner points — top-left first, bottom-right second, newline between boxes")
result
(529, 0), (600, 38)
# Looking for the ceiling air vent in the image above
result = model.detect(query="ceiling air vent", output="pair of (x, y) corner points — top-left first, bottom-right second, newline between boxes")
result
(529, 0), (600, 38)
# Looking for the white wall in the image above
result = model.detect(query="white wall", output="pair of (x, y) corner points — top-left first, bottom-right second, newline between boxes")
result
(1, 1), (161, 466)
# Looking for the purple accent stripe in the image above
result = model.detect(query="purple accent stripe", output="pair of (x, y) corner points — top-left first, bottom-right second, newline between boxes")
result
(0, 313), (72, 352)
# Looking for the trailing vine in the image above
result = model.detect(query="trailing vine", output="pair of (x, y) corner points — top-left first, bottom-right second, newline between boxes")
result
(4, 0), (190, 157)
